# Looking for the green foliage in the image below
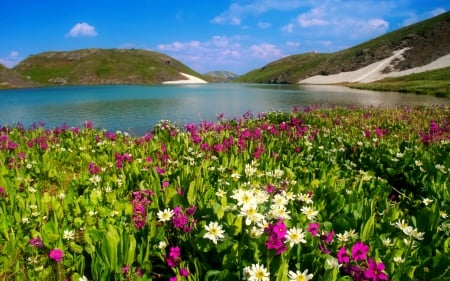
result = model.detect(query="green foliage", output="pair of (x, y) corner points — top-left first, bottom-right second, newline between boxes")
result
(0, 106), (449, 280)
(348, 67), (450, 97)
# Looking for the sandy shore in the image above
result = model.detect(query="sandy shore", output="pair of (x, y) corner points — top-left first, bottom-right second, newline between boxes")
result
(163, 72), (207, 84)
(299, 49), (450, 84)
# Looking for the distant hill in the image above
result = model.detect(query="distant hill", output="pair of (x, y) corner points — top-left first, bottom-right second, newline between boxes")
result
(12, 48), (209, 86)
(204, 71), (239, 82)
(0, 64), (37, 89)
(237, 11), (450, 84)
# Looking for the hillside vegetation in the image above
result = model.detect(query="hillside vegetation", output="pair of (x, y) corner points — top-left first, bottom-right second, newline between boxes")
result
(237, 11), (450, 85)
(347, 67), (450, 98)
(0, 64), (37, 89)
(13, 48), (208, 86)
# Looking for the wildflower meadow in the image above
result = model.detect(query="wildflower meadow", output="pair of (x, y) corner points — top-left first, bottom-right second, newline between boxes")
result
(0, 105), (449, 281)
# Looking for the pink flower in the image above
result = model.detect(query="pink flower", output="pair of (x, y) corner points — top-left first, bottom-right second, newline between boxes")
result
(273, 219), (287, 238)
(307, 223), (320, 236)
(29, 237), (43, 248)
(337, 246), (350, 264)
(122, 266), (130, 274)
(180, 268), (189, 277)
(351, 241), (369, 261)
(49, 248), (64, 262)
(166, 246), (181, 267)
(364, 259), (388, 281)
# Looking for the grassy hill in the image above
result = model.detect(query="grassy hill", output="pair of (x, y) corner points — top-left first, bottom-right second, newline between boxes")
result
(13, 48), (209, 86)
(237, 11), (450, 85)
(0, 64), (37, 89)
(347, 66), (450, 98)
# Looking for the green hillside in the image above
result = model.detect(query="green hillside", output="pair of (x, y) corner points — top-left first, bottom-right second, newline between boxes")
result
(347, 66), (450, 98)
(13, 48), (209, 86)
(0, 64), (37, 89)
(237, 11), (450, 85)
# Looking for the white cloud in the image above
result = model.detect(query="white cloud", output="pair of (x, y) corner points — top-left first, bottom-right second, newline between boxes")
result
(66, 22), (98, 37)
(431, 8), (446, 17)
(281, 23), (295, 33)
(296, 7), (328, 27)
(286, 41), (300, 48)
(249, 43), (282, 59)
(366, 18), (389, 31)
(154, 35), (286, 74)
(157, 40), (201, 52)
(212, 0), (306, 25)
(285, 1), (391, 42)
(0, 51), (21, 68)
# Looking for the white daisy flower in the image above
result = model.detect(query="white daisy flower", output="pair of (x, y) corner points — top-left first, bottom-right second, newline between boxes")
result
(157, 208), (174, 222)
(288, 269), (313, 281)
(204, 221), (225, 244)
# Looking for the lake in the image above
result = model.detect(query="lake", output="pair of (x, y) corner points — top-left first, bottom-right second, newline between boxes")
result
(1, 84), (449, 136)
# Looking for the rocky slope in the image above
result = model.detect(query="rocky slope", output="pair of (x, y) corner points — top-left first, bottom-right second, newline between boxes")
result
(237, 11), (450, 84)
(0, 64), (37, 89)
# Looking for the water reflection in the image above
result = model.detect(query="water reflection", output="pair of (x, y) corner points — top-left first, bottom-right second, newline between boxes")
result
(0, 84), (448, 135)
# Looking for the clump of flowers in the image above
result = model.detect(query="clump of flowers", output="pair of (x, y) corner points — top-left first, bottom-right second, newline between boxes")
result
(264, 218), (287, 255)
(337, 241), (388, 281)
(131, 189), (154, 229)
(172, 205), (197, 233)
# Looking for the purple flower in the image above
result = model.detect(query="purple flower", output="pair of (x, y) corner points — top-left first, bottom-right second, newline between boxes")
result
(351, 241), (369, 261)
(29, 237), (43, 248)
(49, 248), (64, 263)
(307, 223), (320, 236)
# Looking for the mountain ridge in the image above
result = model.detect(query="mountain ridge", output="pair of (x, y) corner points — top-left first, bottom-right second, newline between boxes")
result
(237, 11), (450, 84)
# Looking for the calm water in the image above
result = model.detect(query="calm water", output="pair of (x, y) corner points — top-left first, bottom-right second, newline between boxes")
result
(1, 84), (448, 135)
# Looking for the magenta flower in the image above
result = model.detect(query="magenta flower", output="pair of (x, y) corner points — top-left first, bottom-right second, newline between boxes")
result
(337, 246), (350, 263)
(166, 246), (181, 267)
(264, 218), (287, 255)
(0, 186), (6, 198)
(273, 219), (287, 239)
(351, 241), (370, 261)
(180, 268), (189, 277)
(364, 259), (388, 281)
(29, 237), (43, 248)
(307, 223), (320, 236)
(49, 248), (64, 263)
(122, 265), (130, 274)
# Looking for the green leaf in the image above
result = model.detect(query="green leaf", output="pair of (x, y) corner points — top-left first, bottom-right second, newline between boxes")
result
(360, 214), (375, 241)
(275, 259), (288, 281)
(187, 180), (197, 206)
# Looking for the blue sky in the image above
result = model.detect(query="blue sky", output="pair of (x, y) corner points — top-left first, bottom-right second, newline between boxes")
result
(0, 0), (447, 74)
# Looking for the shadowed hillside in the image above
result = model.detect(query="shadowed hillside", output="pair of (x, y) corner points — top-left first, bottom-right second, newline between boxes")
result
(237, 11), (450, 84)
(0, 64), (37, 89)
(13, 48), (208, 86)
